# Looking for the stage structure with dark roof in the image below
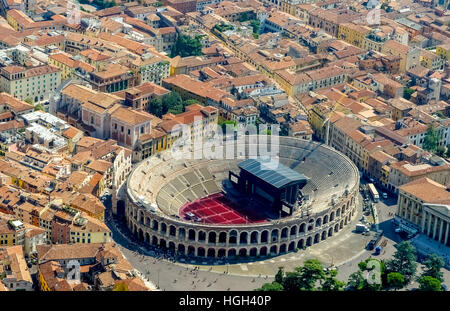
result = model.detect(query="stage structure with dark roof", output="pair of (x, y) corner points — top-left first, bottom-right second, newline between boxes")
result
(230, 159), (308, 216)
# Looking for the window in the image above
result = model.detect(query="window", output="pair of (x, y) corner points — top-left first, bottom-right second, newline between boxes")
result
(121, 126), (124, 133)
(141, 126), (144, 134)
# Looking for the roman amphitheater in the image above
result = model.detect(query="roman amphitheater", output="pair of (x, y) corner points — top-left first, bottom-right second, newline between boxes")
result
(124, 136), (360, 260)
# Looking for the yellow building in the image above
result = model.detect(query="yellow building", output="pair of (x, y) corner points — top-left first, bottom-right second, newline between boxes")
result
(420, 49), (445, 70)
(338, 23), (372, 49)
(436, 43), (450, 61)
(48, 53), (95, 80)
(70, 216), (112, 244)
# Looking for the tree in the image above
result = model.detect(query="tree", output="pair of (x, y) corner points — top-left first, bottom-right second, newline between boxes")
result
(422, 254), (445, 283)
(147, 92), (184, 117)
(422, 123), (442, 153)
(255, 282), (284, 291)
(275, 267), (284, 284)
(24, 98), (33, 105)
(387, 272), (404, 290)
(321, 269), (345, 291)
(436, 145), (446, 157)
(34, 104), (45, 111)
(418, 276), (442, 291)
(295, 259), (325, 291)
(403, 87), (415, 100)
(170, 35), (203, 58)
(249, 19), (260, 35)
(346, 270), (366, 291)
(386, 241), (417, 284)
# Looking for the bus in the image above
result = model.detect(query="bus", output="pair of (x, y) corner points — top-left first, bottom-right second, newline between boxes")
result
(368, 183), (379, 202)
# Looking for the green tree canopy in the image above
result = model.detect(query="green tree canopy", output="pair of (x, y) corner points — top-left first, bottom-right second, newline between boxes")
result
(418, 276), (442, 291)
(386, 241), (417, 284)
(387, 272), (404, 290)
(255, 282), (284, 291)
(147, 92), (184, 117)
(34, 104), (45, 111)
(346, 270), (366, 291)
(422, 123), (442, 153)
(24, 98), (33, 105)
(422, 254), (445, 283)
(403, 87), (415, 100)
(321, 268), (345, 291)
(170, 35), (203, 58)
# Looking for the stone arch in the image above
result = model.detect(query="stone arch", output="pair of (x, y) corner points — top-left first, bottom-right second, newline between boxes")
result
(168, 241), (176, 252)
(261, 230), (269, 243)
(330, 212), (335, 222)
(133, 224), (137, 235)
(197, 247), (205, 257)
(188, 229), (196, 241)
(187, 246), (195, 256)
(207, 248), (215, 258)
(340, 220), (344, 229)
(240, 232), (248, 244)
(239, 248), (247, 257)
(169, 225), (176, 237)
(271, 229), (279, 242)
(280, 244), (287, 253)
(306, 236), (312, 246)
(269, 245), (277, 255)
(290, 226), (297, 236)
(152, 236), (158, 246)
(288, 241), (295, 251)
(138, 228), (144, 241)
(198, 230), (206, 242)
(229, 230), (238, 244)
(152, 220), (158, 231)
(160, 239), (167, 249)
(321, 230), (327, 240)
(260, 246), (267, 256)
(160, 223), (167, 235)
(323, 215), (328, 224)
(328, 227), (333, 237)
(145, 217), (150, 226)
(145, 232), (150, 243)
(315, 218), (322, 227)
(249, 248), (257, 257)
(228, 249), (236, 257)
(218, 232), (227, 244)
(314, 233), (320, 244)
(178, 244), (185, 255)
(208, 232), (216, 244)
(139, 211), (144, 224)
(299, 223), (306, 233)
(297, 239), (304, 249)
(336, 208), (341, 217)
(178, 228), (186, 241)
(250, 231), (258, 244)
(344, 216), (348, 225)
(334, 224), (339, 232)
(281, 227), (288, 239)
(218, 249), (226, 258)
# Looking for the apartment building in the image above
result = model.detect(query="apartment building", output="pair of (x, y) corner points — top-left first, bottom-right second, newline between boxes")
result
(0, 65), (61, 103)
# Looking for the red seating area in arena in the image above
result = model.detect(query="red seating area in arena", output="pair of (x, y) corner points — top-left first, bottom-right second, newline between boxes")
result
(179, 193), (267, 225)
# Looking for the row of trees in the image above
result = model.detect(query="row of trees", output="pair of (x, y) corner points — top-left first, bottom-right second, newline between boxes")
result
(147, 92), (200, 118)
(256, 242), (446, 291)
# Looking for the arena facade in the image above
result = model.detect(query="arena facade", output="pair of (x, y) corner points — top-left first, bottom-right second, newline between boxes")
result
(122, 136), (360, 260)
